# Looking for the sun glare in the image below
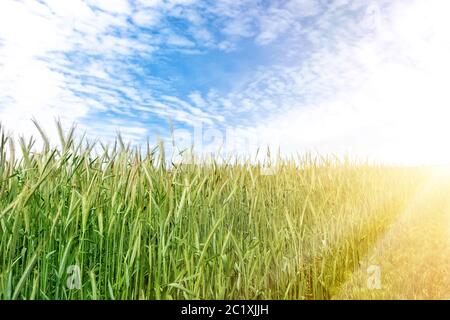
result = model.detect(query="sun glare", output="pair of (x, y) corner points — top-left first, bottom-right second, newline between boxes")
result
(361, 0), (450, 166)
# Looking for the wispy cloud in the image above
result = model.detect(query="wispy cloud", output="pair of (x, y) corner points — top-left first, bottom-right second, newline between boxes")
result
(215, 0), (450, 164)
(1, 0), (450, 164)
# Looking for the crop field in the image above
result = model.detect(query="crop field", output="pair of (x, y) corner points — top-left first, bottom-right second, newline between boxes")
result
(0, 124), (449, 300)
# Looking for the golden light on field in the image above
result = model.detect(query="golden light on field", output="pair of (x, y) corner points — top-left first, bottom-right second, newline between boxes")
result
(336, 166), (450, 299)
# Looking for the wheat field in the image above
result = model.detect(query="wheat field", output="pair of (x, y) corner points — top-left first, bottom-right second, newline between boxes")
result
(0, 123), (448, 300)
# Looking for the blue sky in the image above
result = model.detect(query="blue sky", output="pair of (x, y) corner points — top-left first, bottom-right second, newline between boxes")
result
(1, 0), (450, 164)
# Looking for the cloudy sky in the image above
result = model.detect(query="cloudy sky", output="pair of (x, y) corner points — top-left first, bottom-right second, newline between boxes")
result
(1, 0), (449, 164)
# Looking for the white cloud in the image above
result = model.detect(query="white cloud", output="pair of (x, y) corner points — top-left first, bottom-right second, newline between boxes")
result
(2, 0), (449, 165)
(213, 0), (450, 164)
(255, 8), (294, 45)
(132, 9), (160, 27)
(223, 17), (256, 38)
(165, 34), (195, 47)
(136, 0), (163, 7)
(285, 0), (323, 17)
(188, 91), (207, 108)
(0, 0), (220, 143)
(85, 0), (131, 15)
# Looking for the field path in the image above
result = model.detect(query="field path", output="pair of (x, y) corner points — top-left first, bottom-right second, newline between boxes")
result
(335, 172), (450, 299)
